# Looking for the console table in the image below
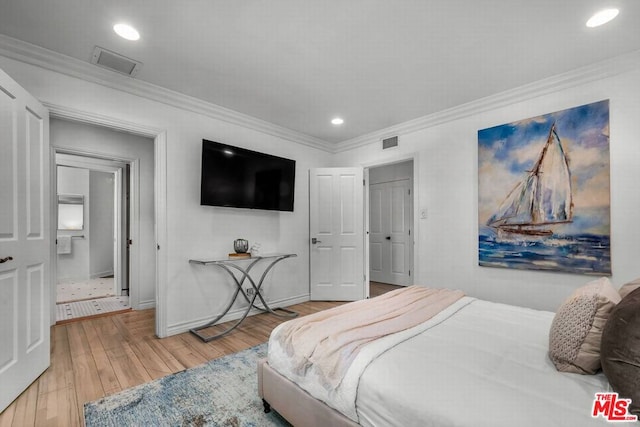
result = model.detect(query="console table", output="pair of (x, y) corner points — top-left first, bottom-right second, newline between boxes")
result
(188, 253), (298, 342)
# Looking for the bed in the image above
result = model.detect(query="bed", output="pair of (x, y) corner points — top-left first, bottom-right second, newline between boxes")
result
(258, 282), (640, 426)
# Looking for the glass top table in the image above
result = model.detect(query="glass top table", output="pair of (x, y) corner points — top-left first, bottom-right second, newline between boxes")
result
(188, 253), (298, 342)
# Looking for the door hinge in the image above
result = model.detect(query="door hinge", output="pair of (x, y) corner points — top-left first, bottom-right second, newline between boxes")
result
(409, 270), (411, 276)
(408, 189), (411, 195)
(408, 229), (411, 235)
(363, 179), (366, 186)
(128, 239), (133, 246)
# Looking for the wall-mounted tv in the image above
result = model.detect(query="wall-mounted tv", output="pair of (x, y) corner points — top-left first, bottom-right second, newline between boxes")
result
(200, 139), (296, 211)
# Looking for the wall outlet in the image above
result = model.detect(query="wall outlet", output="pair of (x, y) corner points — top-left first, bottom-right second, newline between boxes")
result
(246, 287), (255, 297)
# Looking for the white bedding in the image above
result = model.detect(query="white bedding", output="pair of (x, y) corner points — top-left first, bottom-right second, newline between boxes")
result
(268, 297), (636, 426)
(268, 297), (474, 421)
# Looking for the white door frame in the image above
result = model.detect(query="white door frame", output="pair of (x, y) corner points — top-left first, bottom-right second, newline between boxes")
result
(45, 105), (168, 338)
(362, 154), (418, 288)
(54, 152), (131, 304)
(364, 168), (370, 297)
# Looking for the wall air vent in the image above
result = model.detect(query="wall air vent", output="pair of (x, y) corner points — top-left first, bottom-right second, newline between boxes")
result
(382, 136), (398, 149)
(91, 46), (142, 77)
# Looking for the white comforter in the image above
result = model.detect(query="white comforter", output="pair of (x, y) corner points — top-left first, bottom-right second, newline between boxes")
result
(269, 297), (635, 426)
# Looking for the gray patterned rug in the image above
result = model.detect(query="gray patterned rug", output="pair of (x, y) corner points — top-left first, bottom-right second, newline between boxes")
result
(84, 343), (290, 426)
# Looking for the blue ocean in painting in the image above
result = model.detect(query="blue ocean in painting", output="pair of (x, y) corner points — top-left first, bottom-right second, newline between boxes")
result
(479, 227), (611, 275)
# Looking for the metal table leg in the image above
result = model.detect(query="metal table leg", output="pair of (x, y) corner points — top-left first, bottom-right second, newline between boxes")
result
(189, 254), (298, 342)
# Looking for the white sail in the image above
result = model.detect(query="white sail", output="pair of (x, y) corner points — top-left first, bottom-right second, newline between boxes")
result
(487, 124), (572, 236)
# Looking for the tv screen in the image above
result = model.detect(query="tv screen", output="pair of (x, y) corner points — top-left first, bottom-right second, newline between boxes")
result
(200, 139), (296, 211)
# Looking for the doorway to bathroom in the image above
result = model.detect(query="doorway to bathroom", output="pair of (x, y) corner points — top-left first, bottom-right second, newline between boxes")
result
(55, 153), (131, 322)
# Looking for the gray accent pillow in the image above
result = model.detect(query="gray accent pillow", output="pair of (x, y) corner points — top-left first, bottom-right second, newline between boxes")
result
(618, 277), (640, 299)
(548, 277), (621, 374)
(601, 286), (640, 416)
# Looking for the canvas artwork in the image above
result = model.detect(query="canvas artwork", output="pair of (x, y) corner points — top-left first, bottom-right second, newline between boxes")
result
(478, 100), (611, 275)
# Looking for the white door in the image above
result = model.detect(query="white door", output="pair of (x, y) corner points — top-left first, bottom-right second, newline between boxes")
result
(309, 168), (365, 301)
(0, 69), (50, 412)
(369, 179), (412, 285)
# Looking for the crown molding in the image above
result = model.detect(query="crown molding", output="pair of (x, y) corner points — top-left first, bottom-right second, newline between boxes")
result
(336, 49), (640, 152)
(0, 34), (335, 153)
(3, 34), (638, 156)
(44, 102), (165, 138)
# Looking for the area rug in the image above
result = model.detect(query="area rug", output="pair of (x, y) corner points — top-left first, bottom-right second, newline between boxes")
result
(84, 343), (290, 426)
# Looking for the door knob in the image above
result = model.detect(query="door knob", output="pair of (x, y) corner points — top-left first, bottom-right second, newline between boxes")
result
(385, 236), (391, 240)
(0, 256), (13, 263)
(311, 238), (322, 244)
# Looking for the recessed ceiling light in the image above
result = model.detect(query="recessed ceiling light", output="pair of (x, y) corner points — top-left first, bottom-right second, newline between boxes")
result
(331, 118), (344, 125)
(113, 23), (140, 41)
(586, 8), (619, 28)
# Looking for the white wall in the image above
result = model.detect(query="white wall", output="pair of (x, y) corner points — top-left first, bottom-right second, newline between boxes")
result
(369, 160), (413, 185)
(4, 48), (638, 332)
(334, 65), (640, 312)
(0, 55), (333, 336)
(89, 170), (114, 279)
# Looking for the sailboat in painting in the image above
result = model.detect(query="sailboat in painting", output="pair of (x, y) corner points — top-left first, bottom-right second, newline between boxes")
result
(487, 123), (573, 238)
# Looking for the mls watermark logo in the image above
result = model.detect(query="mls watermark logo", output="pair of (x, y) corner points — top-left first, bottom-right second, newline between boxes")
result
(592, 392), (638, 422)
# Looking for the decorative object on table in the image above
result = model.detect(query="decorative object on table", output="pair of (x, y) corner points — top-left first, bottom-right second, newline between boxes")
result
(478, 99), (611, 275)
(228, 252), (251, 259)
(84, 343), (290, 426)
(234, 238), (249, 253)
(250, 242), (262, 257)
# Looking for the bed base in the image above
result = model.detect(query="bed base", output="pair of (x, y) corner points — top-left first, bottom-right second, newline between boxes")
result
(257, 358), (360, 427)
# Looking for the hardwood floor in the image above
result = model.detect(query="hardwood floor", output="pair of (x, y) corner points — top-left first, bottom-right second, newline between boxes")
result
(0, 283), (398, 427)
(369, 281), (402, 297)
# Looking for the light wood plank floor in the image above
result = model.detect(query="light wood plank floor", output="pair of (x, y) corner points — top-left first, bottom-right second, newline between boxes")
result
(0, 283), (399, 426)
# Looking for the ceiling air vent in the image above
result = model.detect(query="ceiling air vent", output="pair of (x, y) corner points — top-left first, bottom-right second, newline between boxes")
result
(91, 46), (142, 77)
(382, 136), (398, 150)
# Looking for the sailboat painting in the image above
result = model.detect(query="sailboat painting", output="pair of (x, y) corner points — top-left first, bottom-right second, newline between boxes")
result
(478, 100), (611, 275)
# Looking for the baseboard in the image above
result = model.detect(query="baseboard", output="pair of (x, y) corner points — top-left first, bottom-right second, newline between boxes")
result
(90, 271), (114, 279)
(136, 299), (156, 310)
(166, 293), (310, 337)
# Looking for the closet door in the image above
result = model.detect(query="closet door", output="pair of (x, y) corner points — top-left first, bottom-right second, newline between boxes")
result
(369, 179), (412, 285)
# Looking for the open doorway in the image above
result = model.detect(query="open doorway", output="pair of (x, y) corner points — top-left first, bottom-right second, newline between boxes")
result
(55, 154), (131, 322)
(367, 160), (414, 288)
(46, 113), (164, 335)
(50, 117), (156, 324)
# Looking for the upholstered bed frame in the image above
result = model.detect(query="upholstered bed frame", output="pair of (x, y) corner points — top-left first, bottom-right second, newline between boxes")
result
(258, 281), (640, 426)
(257, 358), (359, 427)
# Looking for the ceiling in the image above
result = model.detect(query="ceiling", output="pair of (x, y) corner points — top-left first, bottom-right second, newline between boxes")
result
(0, 0), (639, 144)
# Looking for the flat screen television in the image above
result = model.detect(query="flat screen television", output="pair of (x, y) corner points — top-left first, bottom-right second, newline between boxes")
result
(200, 139), (296, 211)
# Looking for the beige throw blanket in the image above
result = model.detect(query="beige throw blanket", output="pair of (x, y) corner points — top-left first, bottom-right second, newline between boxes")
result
(272, 286), (464, 389)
